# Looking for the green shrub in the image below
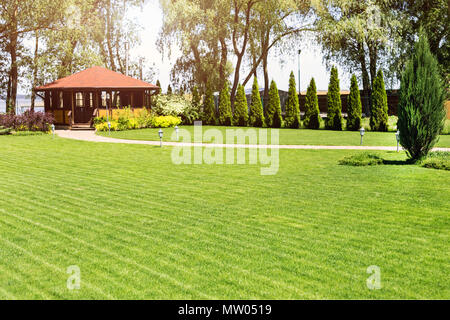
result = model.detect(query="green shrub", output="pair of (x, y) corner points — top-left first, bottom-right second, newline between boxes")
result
(347, 74), (362, 131)
(151, 115), (182, 128)
(0, 126), (11, 135)
(303, 77), (321, 129)
(370, 70), (389, 132)
(192, 85), (201, 111)
(338, 152), (384, 166)
(203, 86), (217, 125)
(266, 80), (282, 128)
(95, 121), (119, 132)
(421, 152), (450, 170)
(325, 66), (343, 130)
(167, 85), (173, 95)
(397, 33), (446, 161)
(249, 77), (265, 127)
(233, 84), (249, 127)
(180, 104), (199, 125)
(284, 71), (300, 128)
(153, 94), (192, 117)
(218, 81), (233, 126)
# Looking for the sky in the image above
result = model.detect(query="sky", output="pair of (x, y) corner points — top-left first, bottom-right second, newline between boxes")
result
(129, 0), (353, 93)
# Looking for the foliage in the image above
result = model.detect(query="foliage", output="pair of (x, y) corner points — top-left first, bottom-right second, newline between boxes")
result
(370, 70), (388, 131)
(153, 94), (192, 117)
(420, 152), (450, 171)
(338, 152), (384, 166)
(303, 77), (321, 129)
(167, 85), (173, 95)
(0, 125), (11, 135)
(156, 80), (161, 94)
(265, 80), (282, 128)
(233, 84), (249, 127)
(347, 74), (362, 131)
(248, 77), (264, 127)
(325, 66), (342, 130)
(151, 115), (182, 128)
(0, 110), (54, 132)
(218, 81), (233, 126)
(397, 34), (446, 161)
(191, 85), (201, 110)
(202, 86), (216, 125)
(284, 71), (300, 128)
(180, 104), (199, 125)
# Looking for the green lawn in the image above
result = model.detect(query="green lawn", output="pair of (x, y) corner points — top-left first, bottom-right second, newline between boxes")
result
(97, 126), (450, 148)
(0, 135), (449, 299)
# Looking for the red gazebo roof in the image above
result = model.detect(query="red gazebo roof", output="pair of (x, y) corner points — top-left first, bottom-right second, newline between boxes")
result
(35, 66), (159, 91)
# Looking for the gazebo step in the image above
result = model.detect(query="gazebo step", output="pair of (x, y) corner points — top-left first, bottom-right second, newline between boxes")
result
(71, 124), (94, 131)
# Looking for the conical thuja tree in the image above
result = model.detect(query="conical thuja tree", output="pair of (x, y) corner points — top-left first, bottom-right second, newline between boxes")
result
(249, 77), (265, 127)
(284, 71), (301, 128)
(167, 84), (173, 95)
(325, 66), (343, 130)
(303, 77), (321, 129)
(398, 33), (446, 161)
(203, 86), (216, 125)
(370, 70), (388, 131)
(218, 81), (233, 126)
(233, 84), (249, 126)
(346, 74), (362, 131)
(156, 80), (161, 94)
(266, 80), (283, 128)
(192, 85), (201, 111)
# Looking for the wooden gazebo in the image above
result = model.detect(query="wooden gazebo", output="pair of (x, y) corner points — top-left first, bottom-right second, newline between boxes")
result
(34, 66), (159, 128)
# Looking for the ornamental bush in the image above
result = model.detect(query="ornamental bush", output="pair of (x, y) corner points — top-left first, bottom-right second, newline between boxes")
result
(0, 110), (54, 132)
(397, 33), (446, 161)
(203, 86), (217, 125)
(218, 81), (233, 126)
(346, 74), (362, 131)
(249, 77), (265, 127)
(370, 70), (388, 131)
(153, 94), (192, 117)
(325, 66), (343, 130)
(266, 80), (282, 128)
(284, 71), (300, 128)
(303, 77), (321, 129)
(233, 84), (249, 127)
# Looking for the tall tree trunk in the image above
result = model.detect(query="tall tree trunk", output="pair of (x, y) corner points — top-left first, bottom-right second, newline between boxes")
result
(358, 42), (371, 116)
(219, 37), (227, 90)
(262, 51), (269, 111)
(106, 0), (116, 71)
(31, 30), (39, 111)
(7, 17), (18, 115)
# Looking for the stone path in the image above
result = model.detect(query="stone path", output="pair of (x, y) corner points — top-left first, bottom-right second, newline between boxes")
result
(55, 130), (450, 152)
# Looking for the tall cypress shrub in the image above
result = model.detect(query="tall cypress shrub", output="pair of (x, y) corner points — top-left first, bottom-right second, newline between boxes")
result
(325, 66), (343, 130)
(233, 84), (249, 126)
(398, 33), (446, 161)
(249, 77), (265, 127)
(218, 81), (233, 126)
(167, 85), (173, 95)
(156, 80), (161, 94)
(192, 85), (201, 111)
(266, 80), (283, 128)
(346, 74), (362, 131)
(284, 71), (300, 128)
(203, 86), (216, 125)
(370, 70), (388, 131)
(303, 77), (321, 129)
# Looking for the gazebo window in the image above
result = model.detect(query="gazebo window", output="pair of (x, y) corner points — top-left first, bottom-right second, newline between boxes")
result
(76, 92), (84, 107)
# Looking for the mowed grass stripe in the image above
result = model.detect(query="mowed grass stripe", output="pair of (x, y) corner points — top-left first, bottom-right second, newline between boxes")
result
(0, 136), (448, 298)
(0, 172), (443, 298)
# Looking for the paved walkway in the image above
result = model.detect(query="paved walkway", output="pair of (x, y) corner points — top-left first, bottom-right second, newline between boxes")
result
(56, 130), (450, 152)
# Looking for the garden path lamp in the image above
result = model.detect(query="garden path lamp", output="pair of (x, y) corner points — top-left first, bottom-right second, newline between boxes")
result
(107, 121), (111, 135)
(396, 130), (400, 152)
(159, 129), (163, 147)
(359, 127), (365, 146)
(175, 126), (179, 141)
(51, 124), (55, 139)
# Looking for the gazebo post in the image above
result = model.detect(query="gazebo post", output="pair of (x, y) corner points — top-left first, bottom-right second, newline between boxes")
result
(71, 90), (75, 128)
